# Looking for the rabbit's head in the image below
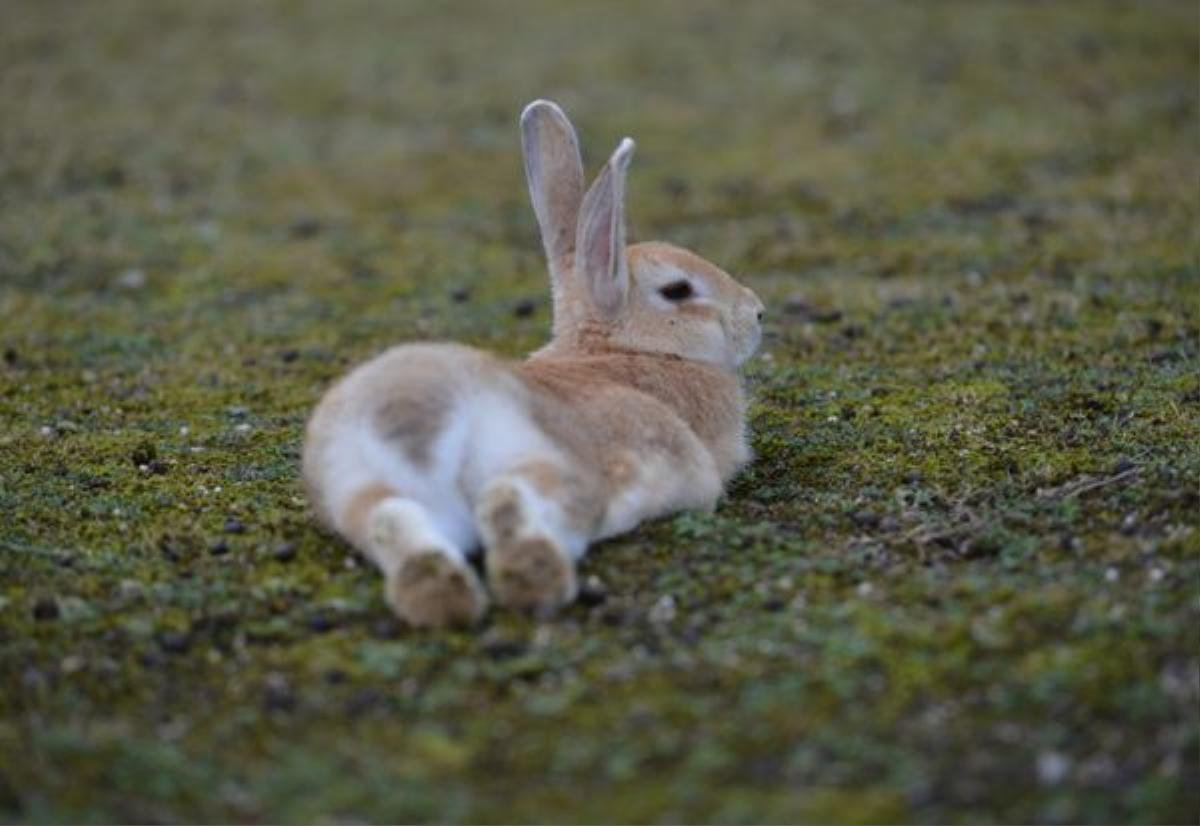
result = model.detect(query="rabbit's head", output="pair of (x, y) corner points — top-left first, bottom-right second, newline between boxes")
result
(521, 100), (763, 369)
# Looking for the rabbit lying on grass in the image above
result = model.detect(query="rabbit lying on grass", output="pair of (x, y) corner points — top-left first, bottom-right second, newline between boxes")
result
(303, 100), (764, 628)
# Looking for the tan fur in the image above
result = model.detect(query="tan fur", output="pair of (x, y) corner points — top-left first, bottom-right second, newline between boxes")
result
(487, 535), (575, 614)
(518, 350), (748, 491)
(303, 101), (764, 627)
(505, 459), (601, 532)
(374, 390), (449, 466)
(388, 550), (487, 628)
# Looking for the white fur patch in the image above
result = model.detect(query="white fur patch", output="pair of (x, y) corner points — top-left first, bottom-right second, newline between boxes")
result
(319, 408), (478, 554)
(367, 498), (459, 572)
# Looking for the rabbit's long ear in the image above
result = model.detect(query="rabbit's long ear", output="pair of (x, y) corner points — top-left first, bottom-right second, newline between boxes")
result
(575, 138), (635, 319)
(521, 100), (585, 273)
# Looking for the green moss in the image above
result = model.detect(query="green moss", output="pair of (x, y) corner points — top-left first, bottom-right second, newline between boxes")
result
(1, 0), (1198, 822)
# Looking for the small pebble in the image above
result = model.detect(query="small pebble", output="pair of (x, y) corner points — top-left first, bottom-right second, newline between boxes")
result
(22, 667), (45, 690)
(371, 617), (402, 639)
(661, 176), (689, 200)
(1119, 512), (1138, 535)
(1112, 457), (1135, 474)
(1037, 751), (1071, 785)
(851, 510), (881, 529)
(289, 217), (322, 239)
(117, 579), (144, 600)
(306, 612), (335, 633)
(600, 604), (632, 627)
(117, 268), (147, 290)
(532, 624), (555, 648)
(783, 295), (843, 323)
(158, 630), (191, 654)
(139, 650), (166, 669)
(577, 575), (608, 607)
(479, 628), (526, 659)
(133, 445), (158, 469)
(32, 597), (59, 621)
(648, 594), (677, 624)
(1105, 567), (1120, 583)
(344, 689), (386, 718)
(263, 673), (296, 712)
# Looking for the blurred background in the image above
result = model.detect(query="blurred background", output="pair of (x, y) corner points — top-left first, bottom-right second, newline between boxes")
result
(1, 2), (1196, 823)
(5, 2), (1194, 306)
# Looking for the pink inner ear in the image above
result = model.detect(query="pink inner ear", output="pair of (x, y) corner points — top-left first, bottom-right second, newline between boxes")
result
(583, 195), (622, 315)
(591, 210), (613, 277)
(576, 151), (630, 318)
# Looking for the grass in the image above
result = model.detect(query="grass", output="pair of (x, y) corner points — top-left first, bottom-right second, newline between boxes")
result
(1, 1), (1197, 822)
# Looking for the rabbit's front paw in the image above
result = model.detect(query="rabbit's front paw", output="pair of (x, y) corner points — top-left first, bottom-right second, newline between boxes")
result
(479, 480), (577, 614)
(386, 551), (488, 629)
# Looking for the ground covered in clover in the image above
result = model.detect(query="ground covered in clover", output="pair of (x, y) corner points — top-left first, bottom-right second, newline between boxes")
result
(1, 2), (1197, 823)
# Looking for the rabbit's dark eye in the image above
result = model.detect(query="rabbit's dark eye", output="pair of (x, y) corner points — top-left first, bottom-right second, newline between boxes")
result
(659, 280), (694, 302)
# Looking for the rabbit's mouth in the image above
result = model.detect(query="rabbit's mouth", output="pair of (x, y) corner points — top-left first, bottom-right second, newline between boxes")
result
(729, 321), (762, 368)
(741, 328), (763, 366)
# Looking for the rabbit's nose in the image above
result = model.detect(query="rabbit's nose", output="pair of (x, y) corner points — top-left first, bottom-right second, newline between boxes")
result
(747, 291), (765, 323)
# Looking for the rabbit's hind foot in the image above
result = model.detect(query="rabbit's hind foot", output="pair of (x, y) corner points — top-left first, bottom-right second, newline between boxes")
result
(368, 498), (487, 629)
(478, 478), (578, 615)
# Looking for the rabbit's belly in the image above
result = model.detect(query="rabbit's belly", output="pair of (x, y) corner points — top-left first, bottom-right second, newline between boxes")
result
(596, 443), (723, 540)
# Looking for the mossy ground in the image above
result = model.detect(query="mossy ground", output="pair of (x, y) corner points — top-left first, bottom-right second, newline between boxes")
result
(1, 2), (1198, 823)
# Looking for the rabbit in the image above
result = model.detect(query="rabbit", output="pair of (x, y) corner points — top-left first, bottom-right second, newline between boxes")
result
(302, 100), (764, 629)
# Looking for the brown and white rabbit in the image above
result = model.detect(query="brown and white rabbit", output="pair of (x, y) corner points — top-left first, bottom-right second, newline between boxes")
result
(303, 100), (764, 628)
